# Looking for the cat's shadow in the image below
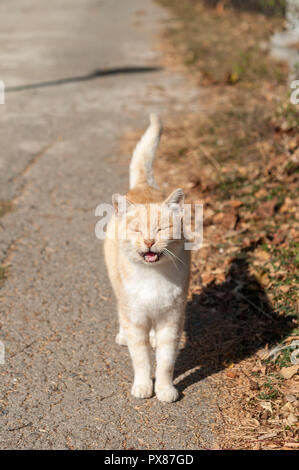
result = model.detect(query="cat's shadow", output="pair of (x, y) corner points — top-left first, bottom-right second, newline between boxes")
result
(174, 249), (293, 394)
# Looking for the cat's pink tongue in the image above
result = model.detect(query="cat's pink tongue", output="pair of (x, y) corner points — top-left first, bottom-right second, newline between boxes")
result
(145, 252), (158, 262)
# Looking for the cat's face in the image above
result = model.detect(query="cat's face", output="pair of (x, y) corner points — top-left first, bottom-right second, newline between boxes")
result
(113, 189), (184, 266)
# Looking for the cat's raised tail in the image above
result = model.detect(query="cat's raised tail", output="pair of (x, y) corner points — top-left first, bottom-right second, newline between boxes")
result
(129, 113), (162, 189)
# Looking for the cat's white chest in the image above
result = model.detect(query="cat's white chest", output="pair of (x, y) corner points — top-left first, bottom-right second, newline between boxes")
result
(123, 265), (184, 320)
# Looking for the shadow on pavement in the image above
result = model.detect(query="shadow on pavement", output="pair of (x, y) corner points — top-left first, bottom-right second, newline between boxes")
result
(5, 66), (163, 93)
(175, 248), (294, 393)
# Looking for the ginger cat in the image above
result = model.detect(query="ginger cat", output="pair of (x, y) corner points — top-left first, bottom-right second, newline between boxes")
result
(104, 114), (190, 402)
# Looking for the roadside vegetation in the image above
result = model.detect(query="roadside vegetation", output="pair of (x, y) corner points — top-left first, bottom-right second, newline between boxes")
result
(127, 0), (298, 449)
(0, 201), (12, 219)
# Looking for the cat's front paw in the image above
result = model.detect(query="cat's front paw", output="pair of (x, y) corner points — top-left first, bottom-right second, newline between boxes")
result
(131, 380), (153, 399)
(156, 385), (179, 403)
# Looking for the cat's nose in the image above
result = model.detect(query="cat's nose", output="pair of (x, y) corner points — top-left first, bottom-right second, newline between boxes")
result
(144, 239), (155, 248)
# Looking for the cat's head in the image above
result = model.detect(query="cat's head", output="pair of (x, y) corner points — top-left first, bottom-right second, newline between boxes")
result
(112, 188), (184, 266)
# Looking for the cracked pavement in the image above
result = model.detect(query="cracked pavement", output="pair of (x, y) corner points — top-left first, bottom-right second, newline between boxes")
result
(0, 0), (218, 449)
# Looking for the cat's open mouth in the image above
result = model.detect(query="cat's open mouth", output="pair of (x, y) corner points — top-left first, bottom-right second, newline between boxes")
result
(141, 251), (161, 263)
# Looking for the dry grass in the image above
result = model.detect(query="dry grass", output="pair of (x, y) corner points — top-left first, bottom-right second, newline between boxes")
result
(0, 201), (13, 287)
(0, 265), (8, 287)
(157, 0), (287, 86)
(0, 201), (13, 218)
(124, 0), (298, 449)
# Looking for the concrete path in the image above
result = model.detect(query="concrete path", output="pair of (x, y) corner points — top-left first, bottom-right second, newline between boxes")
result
(0, 0), (217, 449)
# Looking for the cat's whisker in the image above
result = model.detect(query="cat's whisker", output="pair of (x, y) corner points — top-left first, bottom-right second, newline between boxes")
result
(164, 247), (186, 267)
(162, 248), (179, 271)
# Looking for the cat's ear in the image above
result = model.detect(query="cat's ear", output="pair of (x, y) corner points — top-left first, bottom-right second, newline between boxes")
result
(163, 188), (184, 212)
(112, 194), (134, 216)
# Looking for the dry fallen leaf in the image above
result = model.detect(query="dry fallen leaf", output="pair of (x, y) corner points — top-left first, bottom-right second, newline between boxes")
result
(272, 231), (285, 245)
(258, 432), (278, 441)
(254, 271), (270, 287)
(256, 198), (278, 218)
(282, 442), (299, 449)
(255, 250), (271, 261)
(281, 401), (294, 414)
(285, 394), (296, 403)
(280, 365), (299, 379)
(226, 370), (238, 379)
(255, 188), (268, 199)
(279, 197), (294, 213)
(285, 413), (298, 426)
(259, 401), (272, 413)
(278, 285), (291, 294)
(228, 199), (243, 208)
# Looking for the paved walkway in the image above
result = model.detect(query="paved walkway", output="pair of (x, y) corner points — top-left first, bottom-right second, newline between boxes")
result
(0, 0), (217, 449)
